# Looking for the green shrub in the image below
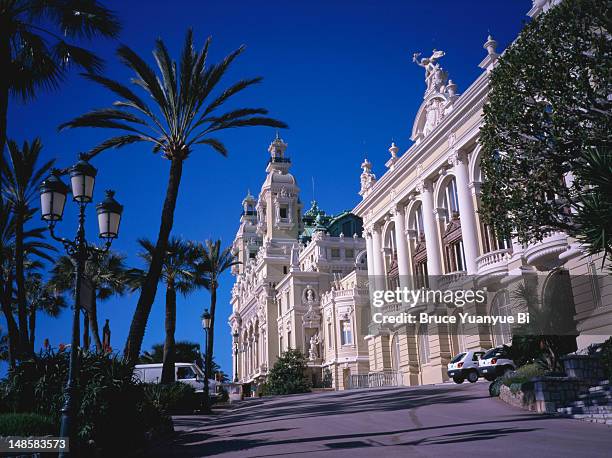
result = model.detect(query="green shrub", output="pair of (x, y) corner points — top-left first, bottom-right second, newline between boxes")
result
(502, 363), (546, 388)
(489, 378), (503, 397)
(266, 349), (311, 395)
(0, 413), (56, 436)
(0, 350), (171, 456)
(509, 383), (523, 394)
(215, 388), (229, 403)
(322, 368), (333, 389)
(143, 382), (197, 415)
(600, 337), (612, 380)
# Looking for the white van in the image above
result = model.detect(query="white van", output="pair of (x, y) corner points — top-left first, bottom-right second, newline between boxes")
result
(134, 362), (219, 394)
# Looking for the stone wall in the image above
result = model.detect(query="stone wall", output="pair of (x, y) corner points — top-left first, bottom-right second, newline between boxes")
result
(562, 355), (606, 385)
(532, 377), (590, 413)
(499, 377), (588, 413)
(499, 384), (537, 411)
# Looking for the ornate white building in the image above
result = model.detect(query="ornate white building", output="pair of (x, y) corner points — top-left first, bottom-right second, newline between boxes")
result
(354, 1), (611, 386)
(229, 0), (611, 391)
(229, 136), (370, 392)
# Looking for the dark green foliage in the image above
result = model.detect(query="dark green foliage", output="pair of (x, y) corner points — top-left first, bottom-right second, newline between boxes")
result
(509, 280), (577, 371)
(322, 367), (333, 388)
(489, 378), (503, 397)
(480, 0), (612, 264)
(0, 350), (170, 456)
(140, 341), (203, 365)
(501, 363), (546, 388)
(216, 388), (229, 403)
(143, 382), (197, 415)
(266, 349), (311, 395)
(0, 413), (56, 436)
(601, 336), (612, 380)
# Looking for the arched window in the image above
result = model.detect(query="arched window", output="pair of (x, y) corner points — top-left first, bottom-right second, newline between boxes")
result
(491, 291), (513, 347)
(442, 177), (460, 224)
(441, 177), (465, 273)
(410, 203), (428, 288)
(418, 323), (430, 365)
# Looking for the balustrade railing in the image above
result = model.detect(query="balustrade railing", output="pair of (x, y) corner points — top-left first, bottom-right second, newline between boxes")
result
(347, 370), (403, 389)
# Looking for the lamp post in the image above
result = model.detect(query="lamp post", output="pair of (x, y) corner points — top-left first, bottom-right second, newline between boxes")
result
(39, 155), (123, 457)
(232, 330), (239, 383)
(201, 309), (212, 413)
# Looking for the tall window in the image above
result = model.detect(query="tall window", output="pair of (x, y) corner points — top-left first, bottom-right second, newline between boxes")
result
(415, 206), (424, 238)
(418, 323), (430, 365)
(287, 330), (292, 349)
(391, 333), (401, 371)
(442, 177), (459, 223)
(441, 179), (465, 273)
(279, 336), (283, 353)
(328, 322), (333, 348)
(411, 204), (428, 288)
(340, 320), (353, 345)
(491, 291), (512, 347)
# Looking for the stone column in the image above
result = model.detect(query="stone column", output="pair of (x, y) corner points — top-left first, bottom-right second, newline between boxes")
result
(371, 224), (385, 291)
(365, 229), (375, 275)
(450, 151), (479, 274)
(392, 204), (411, 286)
(371, 225), (384, 276)
(419, 180), (442, 276)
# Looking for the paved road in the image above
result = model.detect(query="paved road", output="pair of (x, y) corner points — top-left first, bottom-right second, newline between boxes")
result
(151, 382), (611, 457)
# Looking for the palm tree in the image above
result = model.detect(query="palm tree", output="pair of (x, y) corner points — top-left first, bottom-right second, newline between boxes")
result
(129, 237), (206, 384)
(2, 138), (55, 356)
(49, 248), (128, 352)
(139, 340), (203, 366)
(0, 0), (120, 183)
(59, 30), (287, 364)
(193, 240), (239, 397)
(23, 263), (66, 352)
(0, 201), (54, 365)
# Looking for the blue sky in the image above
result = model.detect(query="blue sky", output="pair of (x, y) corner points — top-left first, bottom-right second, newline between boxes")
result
(6, 0), (530, 374)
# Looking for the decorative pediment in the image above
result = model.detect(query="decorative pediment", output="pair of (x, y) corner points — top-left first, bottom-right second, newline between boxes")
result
(410, 49), (458, 143)
(443, 212), (462, 244)
(413, 234), (427, 264)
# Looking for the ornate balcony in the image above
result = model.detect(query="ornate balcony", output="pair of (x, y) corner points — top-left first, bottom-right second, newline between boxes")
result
(476, 248), (511, 279)
(523, 231), (569, 270)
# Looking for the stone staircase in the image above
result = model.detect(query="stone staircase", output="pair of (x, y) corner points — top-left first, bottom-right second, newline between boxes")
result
(557, 380), (612, 425)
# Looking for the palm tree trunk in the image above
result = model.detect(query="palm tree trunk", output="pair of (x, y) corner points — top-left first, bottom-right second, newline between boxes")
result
(0, 30), (9, 192)
(83, 310), (90, 349)
(1, 271), (19, 368)
(161, 284), (176, 384)
(89, 291), (103, 352)
(28, 307), (35, 352)
(14, 210), (30, 358)
(205, 283), (217, 383)
(124, 157), (184, 365)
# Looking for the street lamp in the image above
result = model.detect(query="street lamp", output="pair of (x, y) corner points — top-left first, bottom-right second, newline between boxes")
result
(40, 172), (70, 221)
(201, 309), (212, 413)
(40, 158), (122, 458)
(232, 330), (239, 383)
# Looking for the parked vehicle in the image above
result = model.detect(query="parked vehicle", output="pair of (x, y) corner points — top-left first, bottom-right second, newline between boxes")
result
(447, 350), (485, 384)
(134, 362), (220, 396)
(478, 346), (516, 381)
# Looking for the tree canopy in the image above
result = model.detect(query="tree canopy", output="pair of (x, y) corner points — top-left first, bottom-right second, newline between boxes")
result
(480, 0), (612, 263)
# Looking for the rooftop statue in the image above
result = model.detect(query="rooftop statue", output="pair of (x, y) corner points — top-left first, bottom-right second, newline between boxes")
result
(412, 49), (448, 94)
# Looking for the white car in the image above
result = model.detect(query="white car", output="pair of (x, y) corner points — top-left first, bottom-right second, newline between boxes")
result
(134, 362), (219, 395)
(447, 350), (485, 384)
(478, 346), (516, 381)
